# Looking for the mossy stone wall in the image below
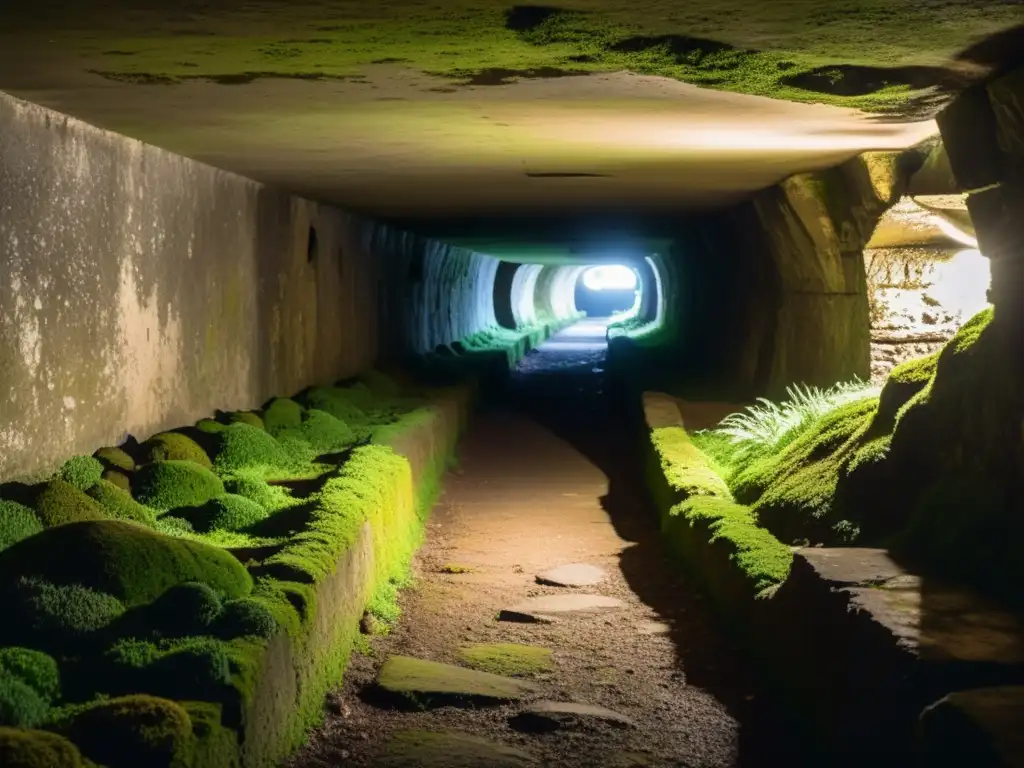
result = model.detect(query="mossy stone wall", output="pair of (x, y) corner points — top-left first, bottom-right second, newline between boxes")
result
(0, 91), (499, 482)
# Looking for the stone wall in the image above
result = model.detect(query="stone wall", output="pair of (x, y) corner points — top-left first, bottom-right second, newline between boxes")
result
(669, 152), (911, 397)
(0, 91), (496, 480)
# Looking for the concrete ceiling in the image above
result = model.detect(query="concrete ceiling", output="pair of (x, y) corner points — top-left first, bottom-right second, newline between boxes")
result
(2, 2), (1019, 261)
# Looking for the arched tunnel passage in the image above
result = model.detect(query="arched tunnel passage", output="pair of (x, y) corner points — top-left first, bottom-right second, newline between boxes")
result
(5, 41), (1024, 768)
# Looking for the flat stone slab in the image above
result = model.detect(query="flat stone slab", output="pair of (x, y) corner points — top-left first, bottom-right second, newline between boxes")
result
(918, 687), (1024, 767)
(381, 729), (534, 767)
(500, 594), (624, 623)
(536, 563), (606, 587)
(374, 656), (539, 708)
(511, 701), (636, 732)
(795, 547), (904, 587)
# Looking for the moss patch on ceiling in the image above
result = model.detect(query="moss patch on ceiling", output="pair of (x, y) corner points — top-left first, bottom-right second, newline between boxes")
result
(8, 0), (1022, 114)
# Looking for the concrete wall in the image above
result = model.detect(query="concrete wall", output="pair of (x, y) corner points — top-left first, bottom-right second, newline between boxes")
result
(0, 91), (495, 479)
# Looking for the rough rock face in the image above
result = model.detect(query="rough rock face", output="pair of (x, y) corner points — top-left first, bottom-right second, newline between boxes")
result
(672, 151), (915, 398)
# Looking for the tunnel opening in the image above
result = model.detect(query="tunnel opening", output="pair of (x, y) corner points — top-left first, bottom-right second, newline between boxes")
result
(573, 264), (639, 318)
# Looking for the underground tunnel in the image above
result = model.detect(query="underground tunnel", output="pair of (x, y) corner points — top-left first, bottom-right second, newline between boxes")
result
(0, 3), (1023, 767)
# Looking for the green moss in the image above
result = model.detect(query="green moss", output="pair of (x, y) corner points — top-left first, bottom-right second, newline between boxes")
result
(741, 397), (878, 544)
(669, 496), (793, 593)
(0, 727), (84, 768)
(297, 409), (356, 454)
(222, 473), (293, 512)
(0, 648), (60, 703)
(120, 582), (224, 639)
(0, 519), (252, 608)
(195, 418), (228, 435)
(0, 678), (49, 728)
(94, 447), (135, 473)
(874, 350), (939, 432)
(458, 643), (553, 677)
(102, 469), (132, 492)
(102, 637), (233, 704)
(57, 694), (193, 768)
(298, 388), (371, 438)
(31, 479), (108, 528)
(227, 411), (264, 430)
(439, 563), (473, 574)
(211, 424), (298, 477)
(216, 597), (278, 639)
(133, 461), (225, 511)
(57, 456), (105, 491)
(360, 369), (402, 397)
(3, 577), (126, 650)
(140, 433), (213, 469)
(188, 494), (269, 533)
(179, 701), (237, 768)
(650, 426), (732, 502)
(0, 500), (42, 553)
(85, 480), (158, 527)
(261, 398), (304, 434)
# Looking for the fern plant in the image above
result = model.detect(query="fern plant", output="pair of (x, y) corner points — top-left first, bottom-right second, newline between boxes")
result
(704, 378), (879, 466)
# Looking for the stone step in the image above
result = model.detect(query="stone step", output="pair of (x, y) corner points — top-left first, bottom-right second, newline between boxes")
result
(918, 686), (1024, 768)
(510, 700), (636, 732)
(499, 594), (625, 622)
(380, 729), (534, 767)
(372, 655), (540, 709)
(536, 563), (606, 587)
(765, 548), (1024, 759)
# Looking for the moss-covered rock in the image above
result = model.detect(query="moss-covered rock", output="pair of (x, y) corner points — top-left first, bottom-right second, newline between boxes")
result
(459, 643), (553, 677)
(133, 461), (225, 511)
(58, 694), (194, 768)
(650, 427), (732, 505)
(227, 411), (264, 430)
(211, 424), (297, 476)
(118, 582), (224, 640)
(0, 520), (251, 608)
(873, 350), (938, 432)
(181, 494), (268, 533)
(0, 648), (60, 703)
(298, 387), (371, 436)
(102, 469), (132, 492)
(96, 636), (243, 709)
(85, 480), (157, 527)
(31, 479), (108, 528)
(262, 398), (304, 434)
(222, 474), (292, 511)
(57, 456), (105, 491)
(2, 577), (124, 653)
(216, 597), (278, 639)
(195, 418), (227, 435)
(140, 433), (213, 469)
(0, 677), (49, 728)
(0, 728), (84, 768)
(0, 500), (42, 553)
(94, 446), (135, 473)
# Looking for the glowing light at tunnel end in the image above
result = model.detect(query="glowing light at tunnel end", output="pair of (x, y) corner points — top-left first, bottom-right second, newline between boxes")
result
(582, 265), (637, 291)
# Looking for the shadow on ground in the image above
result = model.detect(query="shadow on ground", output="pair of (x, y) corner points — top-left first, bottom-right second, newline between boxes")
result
(498, 321), (819, 767)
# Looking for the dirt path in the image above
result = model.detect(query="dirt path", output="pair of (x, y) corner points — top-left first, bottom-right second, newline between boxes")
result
(287, 320), (811, 767)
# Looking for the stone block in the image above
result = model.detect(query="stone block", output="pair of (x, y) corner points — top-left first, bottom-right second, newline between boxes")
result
(989, 67), (1024, 184)
(937, 84), (1005, 191)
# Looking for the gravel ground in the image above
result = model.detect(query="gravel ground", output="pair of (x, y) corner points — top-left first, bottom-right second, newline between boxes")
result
(286, 320), (812, 768)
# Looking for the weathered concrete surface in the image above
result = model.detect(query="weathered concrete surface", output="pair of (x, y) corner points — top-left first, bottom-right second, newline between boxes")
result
(0, 91), (498, 480)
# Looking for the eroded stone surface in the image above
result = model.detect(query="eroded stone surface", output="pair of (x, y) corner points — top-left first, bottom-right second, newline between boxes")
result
(381, 729), (534, 767)
(375, 656), (539, 707)
(500, 594), (625, 622)
(536, 563), (606, 587)
(511, 701), (636, 732)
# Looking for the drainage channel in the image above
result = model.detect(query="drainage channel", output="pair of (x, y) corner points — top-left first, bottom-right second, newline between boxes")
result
(287, 320), (812, 767)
